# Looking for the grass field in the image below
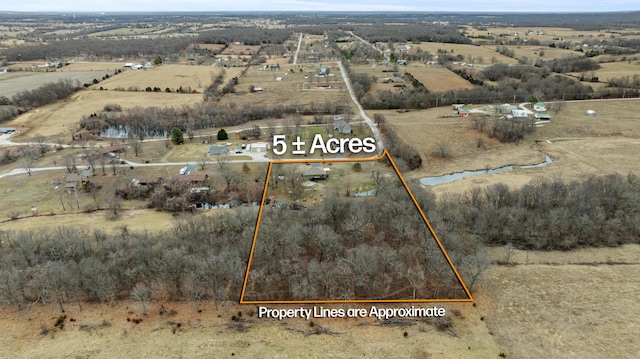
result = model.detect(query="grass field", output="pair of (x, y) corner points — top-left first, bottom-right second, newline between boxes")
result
(375, 98), (640, 195)
(477, 244), (640, 359)
(411, 43), (518, 65)
(0, 300), (501, 359)
(571, 61), (640, 83)
(6, 90), (202, 141)
(0, 71), (111, 98)
(95, 64), (219, 92)
(406, 64), (475, 92)
(221, 64), (347, 108)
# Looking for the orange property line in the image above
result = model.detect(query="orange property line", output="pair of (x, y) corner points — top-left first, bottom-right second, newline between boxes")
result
(240, 149), (473, 304)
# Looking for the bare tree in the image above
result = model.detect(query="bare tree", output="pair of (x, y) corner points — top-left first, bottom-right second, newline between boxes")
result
(131, 283), (150, 316)
(22, 146), (38, 176)
(131, 140), (142, 157)
(63, 153), (77, 174)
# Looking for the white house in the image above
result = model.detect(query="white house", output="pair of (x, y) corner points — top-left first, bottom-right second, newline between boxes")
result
(533, 102), (547, 112)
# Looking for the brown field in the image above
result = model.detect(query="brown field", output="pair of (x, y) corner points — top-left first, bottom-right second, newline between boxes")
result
(221, 64), (347, 108)
(376, 98), (640, 195)
(0, 70), (111, 98)
(406, 65), (475, 92)
(476, 244), (640, 359)
(222, 43), (262, 55)
(64, 61), (136, 72)
(571, 61), (640, 83)
(500, 45), (577, 61)
(411, 43), (518, 65)
(0, 300), (501, 359)
(195, 43), (227, 51)
(6, 90), (202, 141)
(95, 64), (220, 92)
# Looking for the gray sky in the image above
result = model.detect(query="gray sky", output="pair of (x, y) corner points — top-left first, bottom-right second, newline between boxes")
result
(5, 1), (639, 12)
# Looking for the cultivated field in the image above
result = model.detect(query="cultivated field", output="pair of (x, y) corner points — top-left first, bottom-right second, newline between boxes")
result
(95, 64), (220, 92)
(0, 71), (110, 98)
(6, 90), (202, 141)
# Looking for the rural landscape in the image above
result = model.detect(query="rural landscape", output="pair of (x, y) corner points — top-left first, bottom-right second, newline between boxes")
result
(1, 9), (640, 358)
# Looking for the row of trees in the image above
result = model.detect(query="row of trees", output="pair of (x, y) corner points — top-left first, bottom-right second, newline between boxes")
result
(437, 173), (640, 250)
(2, 37), (193, 61)
(0, 79), (83, 122)
(374, 114), (422, 170)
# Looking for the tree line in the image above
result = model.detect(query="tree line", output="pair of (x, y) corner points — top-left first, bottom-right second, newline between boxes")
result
(436, 173), (640, 250)
(0, 79), (83, 122)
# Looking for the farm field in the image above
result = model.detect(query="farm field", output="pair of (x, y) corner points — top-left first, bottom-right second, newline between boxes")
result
(411, 43), (518, 65)
(406, 65), (474, 92)
(477, 244), (640, 359)
(499, 45), (577, 61)
(571, 61), (640, 83)
(0, 70), (110, 98)
(95, 64), (220, 92)
(375, 98), (640, 194)
(6, 90), (202, 141)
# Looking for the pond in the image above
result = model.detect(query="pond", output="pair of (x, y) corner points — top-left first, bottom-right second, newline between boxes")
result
(420, 155), (553, 187)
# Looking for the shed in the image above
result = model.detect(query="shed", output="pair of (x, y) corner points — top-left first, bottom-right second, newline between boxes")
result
(586, 110), (596, 116)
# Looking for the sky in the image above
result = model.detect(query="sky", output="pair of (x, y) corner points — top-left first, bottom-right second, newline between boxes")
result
(4, 0), (639, 13)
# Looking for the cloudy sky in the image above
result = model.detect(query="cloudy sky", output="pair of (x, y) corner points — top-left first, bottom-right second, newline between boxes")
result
(5, 0), (639, 12)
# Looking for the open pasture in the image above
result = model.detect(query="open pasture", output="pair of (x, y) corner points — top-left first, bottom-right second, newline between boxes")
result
(222, 43), (261, 55)
(0, 70), (110, 98)
(411, 42), (518, 65)
(407, 64), (474, 92)
(6, 90), (202, 141)
(95, 64), (219, 92)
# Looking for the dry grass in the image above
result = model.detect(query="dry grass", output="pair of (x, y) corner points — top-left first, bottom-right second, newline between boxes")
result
(6, 90), (202, 141)
(573, 61), (640, 83)
(412, 43), (518, 65)
(0, 70), (111, 98)
(222, 44), (261, 55)
(0, 300), (500, 359)
(220, 64), (347, 108)
(476, 245), (640, 359)
(96, 64), (220, 92)
(406, 65), (474, 92)
(374, 99), (640, 195)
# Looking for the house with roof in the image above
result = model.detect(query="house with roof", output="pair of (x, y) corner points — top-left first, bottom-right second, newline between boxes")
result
(303, 167), (327, 181)
(65, 173), (89, 191)
(207, 145), (230, 156)
(533, 102), (547, 112)
(511, 110), (529, 121)
(333, 120), (352, 134)
(457, 108), (471, 117)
